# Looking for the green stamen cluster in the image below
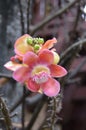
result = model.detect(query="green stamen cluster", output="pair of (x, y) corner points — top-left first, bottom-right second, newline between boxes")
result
(27, 37), (44, 51)
(27, 37), (44, 45)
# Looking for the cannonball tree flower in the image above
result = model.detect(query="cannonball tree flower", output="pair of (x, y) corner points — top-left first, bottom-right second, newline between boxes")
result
(4, 49), (67, 97)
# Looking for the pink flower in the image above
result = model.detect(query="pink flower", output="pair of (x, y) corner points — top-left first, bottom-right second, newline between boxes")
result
(5, 49), (67, 97)
(4, 34), (67, 97)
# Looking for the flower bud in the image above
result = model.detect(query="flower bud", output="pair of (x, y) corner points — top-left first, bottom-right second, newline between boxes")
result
(33, 38), (39, 44)
(27, 38), (33, 45)
(38, 38), (44, 44)
(34, 44), (40, 50)
(52, 51), (60, 64)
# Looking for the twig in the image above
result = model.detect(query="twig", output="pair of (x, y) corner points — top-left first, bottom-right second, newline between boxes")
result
(21, 86), (26, 130)
(51, 97), (57, 130)
(27, 0), (32, 33)
(42, 95), (62, 130)
(30, 0), (80, 35)
(58, 0), (62, 8)
(18, 0), (26, 128)
(0, 73), (12, 79)
(72, 2), (81, 31)
(18, 1), (28, 128)
(18, 0), (25, 34)
(60, 38), (86, 60)
(26, 94), (43, 105)
(67, 78), (81, 84)
(0, 112), (17, 121)
(69, 1), (81, 41)
(10, 90), (30, 113)
(27, 0), (30, 34)
(0, 97), (12, 130)
(68, 58), (86, 79)
(25, 95), (47, 130)
(10, 92), (43, 113)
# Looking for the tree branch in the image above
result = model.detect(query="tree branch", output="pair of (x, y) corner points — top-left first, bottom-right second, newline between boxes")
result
(18, 0), (25, 34)
(0, 73), (12, 79)
(10, 90), (30, 113)
(25, 95), (47, 130)
(21, 86), (26, 130)
(27, 0), (32, 34)
(68, 58), (86, 79)
(60, 38), (86, 60)
(10, 92), (43, 113)
(30, 0), (80, 35)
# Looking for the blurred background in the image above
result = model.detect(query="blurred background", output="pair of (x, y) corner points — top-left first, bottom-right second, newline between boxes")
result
(0, 0), (86, 130)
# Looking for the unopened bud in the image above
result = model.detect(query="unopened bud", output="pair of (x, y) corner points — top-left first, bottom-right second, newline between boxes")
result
(34, 44), (40, 50)
(38, 38), (44, 44)
(52, 51), (60, 64)
(33, 38), (38, 44)
(27, 38), (33, 45)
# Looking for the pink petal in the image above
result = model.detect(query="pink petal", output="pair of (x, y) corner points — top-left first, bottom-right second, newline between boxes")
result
(41, 38), (57, 50)
(49, 64), (67, 77)
(41, 78), (60, 97)
(11, 55), (23, 61)
(13, 66), (29, 82)
(26, 78), (40, 92)
(4, 61), (23, 71)
(14, 34), (33, 56)
(23, 52), (38, 66)
(38, 49), (54, 65)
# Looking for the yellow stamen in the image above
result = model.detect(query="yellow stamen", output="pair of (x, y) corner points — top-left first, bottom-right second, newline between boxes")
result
(31, 65), (50, 76)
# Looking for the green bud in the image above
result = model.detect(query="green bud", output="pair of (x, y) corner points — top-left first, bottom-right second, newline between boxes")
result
(27, 38), (33, 45)
(35, 38), (39, 41)
(34, 44), (40, 50)
(33, 38), (39, 44)
(38, 38), (44, 44)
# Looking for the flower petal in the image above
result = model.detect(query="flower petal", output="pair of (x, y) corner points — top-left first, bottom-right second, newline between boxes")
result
(41, 38), (57, 50)
(4, 61), (23, 71)
(41, 78), (60, 97)
(11, 55), (23, 61)
(26, 78), (40, 92)
(23, 52), (38, 66)
(13, 66), (29, 82)
(14, 34), (34, 56)
(49, 64), (67, 77)
(38, 49), (54, 65)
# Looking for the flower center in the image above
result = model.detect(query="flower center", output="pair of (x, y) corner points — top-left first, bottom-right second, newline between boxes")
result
(31, 65), (50, 84)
